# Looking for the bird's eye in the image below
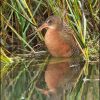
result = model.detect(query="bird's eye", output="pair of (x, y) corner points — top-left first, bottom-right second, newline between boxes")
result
(47, 19), (52, 24)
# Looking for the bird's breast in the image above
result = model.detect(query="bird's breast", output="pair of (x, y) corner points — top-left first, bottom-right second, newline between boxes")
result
(44, 29), (72, 57)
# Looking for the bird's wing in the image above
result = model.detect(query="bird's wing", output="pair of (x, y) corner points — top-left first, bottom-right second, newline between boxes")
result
(59, 23), (76, 45)
(59, 23), (81, 55)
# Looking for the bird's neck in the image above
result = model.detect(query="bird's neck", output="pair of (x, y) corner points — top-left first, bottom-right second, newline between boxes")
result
(47, 28), (61, 35)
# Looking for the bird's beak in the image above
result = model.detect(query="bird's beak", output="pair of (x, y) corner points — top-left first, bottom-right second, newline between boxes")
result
(37, 23), (48, 32)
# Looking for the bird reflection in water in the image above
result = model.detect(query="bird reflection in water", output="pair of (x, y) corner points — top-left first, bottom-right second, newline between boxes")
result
(36, 57), (85, 100)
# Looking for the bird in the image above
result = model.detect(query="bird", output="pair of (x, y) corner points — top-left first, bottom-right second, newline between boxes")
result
(37, 16), (80, 57)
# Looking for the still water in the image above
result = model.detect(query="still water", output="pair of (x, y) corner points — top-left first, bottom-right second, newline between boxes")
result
(1, 56), (99, 100)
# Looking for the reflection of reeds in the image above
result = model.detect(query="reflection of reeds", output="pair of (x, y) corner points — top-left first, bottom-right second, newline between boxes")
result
(1, 0), (99, 100)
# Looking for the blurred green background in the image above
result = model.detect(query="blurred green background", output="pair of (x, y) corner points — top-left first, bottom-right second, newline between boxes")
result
(0, 0), (99, 100)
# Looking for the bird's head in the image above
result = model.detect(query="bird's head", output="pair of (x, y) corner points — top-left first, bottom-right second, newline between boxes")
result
(37, 16), (63, 31)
